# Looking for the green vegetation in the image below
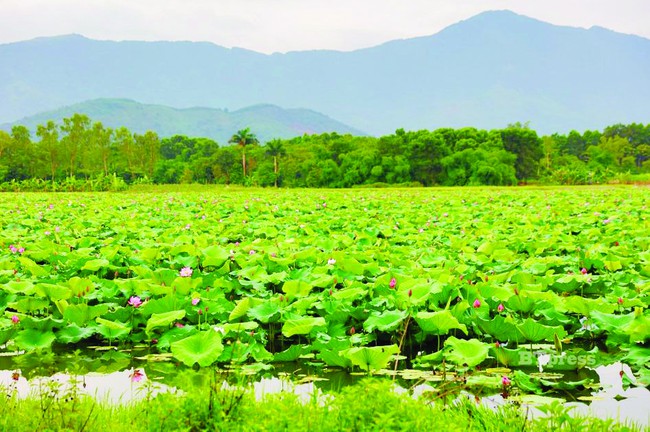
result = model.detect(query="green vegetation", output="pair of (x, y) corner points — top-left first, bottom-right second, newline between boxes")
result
(1, 187), (648, 384)
(1, 116), (649, 190)
(0, 377), (643, 431)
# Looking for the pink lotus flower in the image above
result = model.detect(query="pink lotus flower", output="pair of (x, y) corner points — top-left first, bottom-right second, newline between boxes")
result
(175, 322), (185, 328)
(9, 245), (17, 253)
(617, 297), (624, 305)
(249, 250), (256, 255)
(192, 298), (200, 306)
(18, 247), (25, 254)
(502, 376), (511, 386)
(130, 369), (144, 383)
(389, 277), (397, 289)
(497, 303), (504, 313)
(11, 315), (19, 324)
(128, 296), (142, 308)
(473, 299), (481, 308)
(180, 267), (193, 277)
(580, 268), (588, 275)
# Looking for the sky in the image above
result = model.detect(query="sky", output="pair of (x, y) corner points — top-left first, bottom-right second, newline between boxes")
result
(1, 0), (648, 53)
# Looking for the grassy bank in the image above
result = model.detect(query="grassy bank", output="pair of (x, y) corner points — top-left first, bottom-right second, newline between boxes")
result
(0, 378), (642, 432)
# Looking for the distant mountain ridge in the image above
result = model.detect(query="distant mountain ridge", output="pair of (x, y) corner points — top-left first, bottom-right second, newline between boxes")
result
(0, 99), (365, 143)
(1, 10), (649, 135)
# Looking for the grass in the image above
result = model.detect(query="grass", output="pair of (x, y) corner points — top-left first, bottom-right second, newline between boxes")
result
(0, 378), (643, 432)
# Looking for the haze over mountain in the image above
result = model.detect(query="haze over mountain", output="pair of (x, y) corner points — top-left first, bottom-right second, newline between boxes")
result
(0, 98), (364, 143)
(1, 10), (648, 135)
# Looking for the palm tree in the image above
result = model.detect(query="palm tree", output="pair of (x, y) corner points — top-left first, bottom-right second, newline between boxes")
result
(228, 128), (259, 178)
(265, 139), (286, 187)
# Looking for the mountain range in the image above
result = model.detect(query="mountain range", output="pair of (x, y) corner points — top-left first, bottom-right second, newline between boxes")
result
(0, 98), (364, 143)
(1, 10), (648, 136)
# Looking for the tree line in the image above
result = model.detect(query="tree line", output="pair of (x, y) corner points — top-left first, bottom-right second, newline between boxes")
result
(1, 114), (649, 188)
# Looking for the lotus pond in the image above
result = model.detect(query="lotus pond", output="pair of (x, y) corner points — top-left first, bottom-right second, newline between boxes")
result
(0, 186), (649, 428)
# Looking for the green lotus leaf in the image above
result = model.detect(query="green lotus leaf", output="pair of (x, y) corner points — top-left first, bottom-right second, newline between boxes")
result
(363, 309), (407, 333)
(8, 297), (50, 313)
(15, 329), (56, 351)
(146, 310), (186, 335)
(2, 280), (35, 295)
(34, 283), (72, 301)
(222, 321), (259, 333)
(81, 258), (110, 271)
(95, 317), (131, 340)
(56, 324), (96, 344)
(625, 315), (650, 343)
(17, 257), (48, 276)
(171, 330), (224, 367)
(282, 317), (326, 337)
(476, 315), (525, 343)
(248, 301), (281, 323)
(64, 304), (110, 326)
(443, 336), (489, 368)
(272, 344), (309, 363)
(517, 318), (566, 342)
(332, 287), (367, 301)
(339, 344), (399, 372)
(282, 280), (313, 298)
(229, 297), (261, 321)
(563, 296), (616, 316)
(415, 310), (468, 336)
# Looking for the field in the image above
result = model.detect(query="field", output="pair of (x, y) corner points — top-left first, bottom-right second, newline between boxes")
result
(1, 185), (649, 429)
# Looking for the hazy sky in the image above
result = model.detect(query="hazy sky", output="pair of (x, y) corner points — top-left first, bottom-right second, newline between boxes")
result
(1, 0), (648, 53)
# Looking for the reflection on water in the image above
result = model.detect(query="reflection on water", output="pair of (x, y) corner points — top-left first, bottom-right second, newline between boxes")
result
(0, 368), (179, 404)
(0, 352), (648, 428)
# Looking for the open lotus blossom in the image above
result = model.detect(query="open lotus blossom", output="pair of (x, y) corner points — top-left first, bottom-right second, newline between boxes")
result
(249, 250), (256, 255)
(130, 369), (144, 383)
(473, 299), (481, 308)
(192, 298), (200, 306)
(11, 315), (19, 324)
(389, 277), (397, 289)
(328, 258), (336, 265)
(502, 376), (511, 386)
(180, 266), (193, 277)
(9, 245), (18, 253)
(497, 303), (505, 313)
(128, 296), (143, 308)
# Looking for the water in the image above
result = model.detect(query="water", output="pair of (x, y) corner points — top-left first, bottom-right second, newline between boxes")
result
(0, 350), (648, 428)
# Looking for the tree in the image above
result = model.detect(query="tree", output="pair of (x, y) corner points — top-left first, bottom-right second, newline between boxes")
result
(500, 125), (543, 182)
(36, 120), (61, 179)
(228, 128), (259, 178)
(60, 114), (91, 177)
(265, 139), (286, 187)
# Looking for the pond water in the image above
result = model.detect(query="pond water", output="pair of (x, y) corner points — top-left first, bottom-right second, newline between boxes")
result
(0, 349), (647, 428)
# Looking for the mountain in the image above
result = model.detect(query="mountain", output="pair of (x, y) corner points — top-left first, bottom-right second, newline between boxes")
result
(0, 98), (365, 143)
(1, 10), (649, 135)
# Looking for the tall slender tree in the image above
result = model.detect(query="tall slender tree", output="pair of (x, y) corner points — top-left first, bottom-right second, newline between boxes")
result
(265, 139), (286, 187)
(228, 128), (259, 178)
